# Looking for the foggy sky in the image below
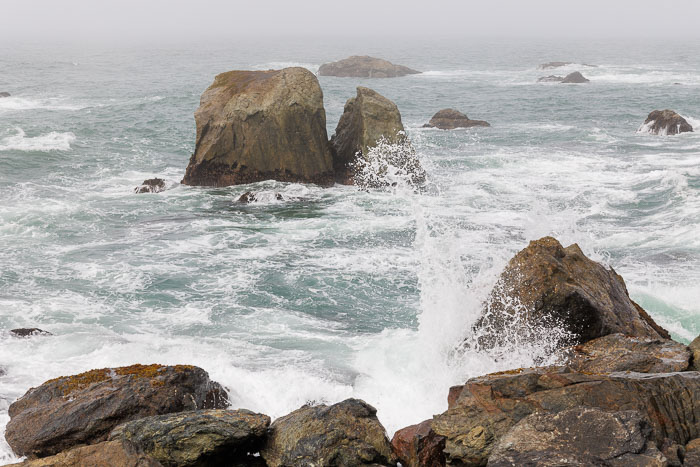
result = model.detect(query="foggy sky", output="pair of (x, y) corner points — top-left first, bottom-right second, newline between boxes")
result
(2, 0), (700, 42)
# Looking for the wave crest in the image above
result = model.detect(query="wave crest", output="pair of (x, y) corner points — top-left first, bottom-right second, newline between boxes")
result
(0, 128), (76, 152)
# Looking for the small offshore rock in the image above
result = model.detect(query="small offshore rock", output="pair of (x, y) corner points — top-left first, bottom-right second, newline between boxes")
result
(561, 71), (590, 83)
(135, 178), (166, 194)
(238, 191), (283, 203)
(537, 75), (564, 83)
(261, 398), (395, 467)
(422, 109), (490, 130)
(6, 364), (228, 458)
(10, 440), (162, 467)
(10, 328), (52, 337)
(109, 409), (270, 467)
(487, 407), (667, 466)
(538, 61), (573, 69)
(318, 56), (420, 78)
(0, 92), (10, 98)
(391, 419), (445, 467)
(641, 109), (693, 135)
(564, 333), (691, 373)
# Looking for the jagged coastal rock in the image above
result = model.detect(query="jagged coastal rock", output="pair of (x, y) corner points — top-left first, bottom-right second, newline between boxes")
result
(330, 86), (423, 185)
(391, 420), (446, 467)
(691, 335), (700, 371)
(641, 109), (694, 135)
(318, 56), (420, 78)
(109, 409), (270, 466)
(422, 109), (490, 129)
(474, 237), (669, 349)
(11, 440), (161, 467)
(5, 364), (228, 458)
(561, 71), (590, 83)
(261, 399), (395, 466)
(135, 178), (166, 194)
(0, 92), (10, 98)
(181, 67), (335, 187)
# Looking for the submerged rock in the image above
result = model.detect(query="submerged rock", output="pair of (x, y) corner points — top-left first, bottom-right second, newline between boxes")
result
(261, 398), (395, 467)
(487, 407), (666, 466)
(563, 333), (690, 374)
(432, 367), (700, 466)
(182, 67), (334, 187)
(11, 440), (162, 467)
(474, 237), (669, 350)
(109, 409), (270, 467)
(238, 191), (283, 203)
(391, 420), (445, 467)
(561, 71), (590, 83)
(135, 178), (166, 194)
(537, 75), (564, 83)
(330, 86), (424, 186)
(641, 109), (693, 135)
(422, 109), (490, 130)
(0, 92), (10, 98)
(6, 364), (228, 458)
(318, 56), (420, 78)
(10, 328), (52, 337)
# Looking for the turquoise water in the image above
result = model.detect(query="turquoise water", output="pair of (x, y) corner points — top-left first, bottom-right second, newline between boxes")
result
(1, 37), (699, 463)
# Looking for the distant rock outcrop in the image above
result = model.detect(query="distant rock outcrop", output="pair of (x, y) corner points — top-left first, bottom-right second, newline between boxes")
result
(0, 92), (10, 98)
(561, 71), (590, 83)
(537, 75), (564, 83)
(182, 67), (335, 187)
(422, 109), (490, 129)
(640, 109), (693, 135)
(330, 86), (424, 185)
(134, 178), (165, 194)
(538, 62), (597, 69)
(318, 56), (420, 78)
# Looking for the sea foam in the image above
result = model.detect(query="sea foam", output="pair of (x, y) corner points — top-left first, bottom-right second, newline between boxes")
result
(0, 128), (76, 152)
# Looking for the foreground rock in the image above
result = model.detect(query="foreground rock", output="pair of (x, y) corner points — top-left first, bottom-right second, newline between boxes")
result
(691, 334), (700, 371)
(422, 109), (490, 129)
(6, 364), (228, 458)
(561, 71), (590, 83)
(318, 56), (420, 78)
(10, 328), (52, 337)
(564, 333), (690, 374)
(182, 67), (334, 187)
(0, 92), (10, 98)
(432, 367), (700, 465)
(135, 178), (166, 194)
(641, 109), (694, 135)
(391, 420), (445, 467)
(330, 86), (424, 185)
(12, 440), (162, 467)
(488, 407), (666, 466)
(474, 237), (669, 349)
(261, 398), (395, 466)
(110, 409), (269, 466)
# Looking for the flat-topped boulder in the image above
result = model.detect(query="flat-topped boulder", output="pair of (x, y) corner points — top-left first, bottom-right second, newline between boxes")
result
(422, 109), (490, 129)
(6, 364), (228, 458)
(318, 56), (420, 78)
(182, 67), (334, 187)
(561, 71), (590, 83)
(474, 237), (669, 349)
(640, 109), (693, 135)
(330, 86), (424, 185)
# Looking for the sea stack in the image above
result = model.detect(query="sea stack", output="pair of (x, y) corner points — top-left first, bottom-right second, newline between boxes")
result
(422, 109), (490, 129)
(640, 109), (693, 135)
(182, 67), (335, 187)
(318, 56), (420, 78)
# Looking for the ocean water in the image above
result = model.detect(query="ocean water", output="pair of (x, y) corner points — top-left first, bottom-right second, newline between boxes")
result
(1, 37), (699, 463)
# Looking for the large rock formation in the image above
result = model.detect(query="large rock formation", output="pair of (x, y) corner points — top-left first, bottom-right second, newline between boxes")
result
(181, 67), (334, 187)
(6, 364), (228, 458)
(318, 56), (420, 78)
(391, 420), (445, 467)
(432, 367), (700, 465)
(474, 237), (669, 349)
(422, 109), (490, 130)
(330, 86), (423, 185)
(561, 71), (590, 83)
(261, 398), (395, 466)
(641, 110), (694, 135)
(10, 440), (162, 467)
(109, 409), (270, 466)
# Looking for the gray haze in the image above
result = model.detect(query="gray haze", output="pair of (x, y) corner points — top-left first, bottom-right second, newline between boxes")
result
(2, 0), (700, 43)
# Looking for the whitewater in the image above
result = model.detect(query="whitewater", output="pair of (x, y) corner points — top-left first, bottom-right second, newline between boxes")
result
(1, 37), (699, 463)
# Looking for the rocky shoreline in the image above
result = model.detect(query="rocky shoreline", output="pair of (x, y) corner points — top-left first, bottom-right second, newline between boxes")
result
(5, 237), (700, 466)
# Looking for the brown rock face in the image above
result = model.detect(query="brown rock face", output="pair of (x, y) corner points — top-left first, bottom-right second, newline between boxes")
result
(487, 407), (667, 466)
(330, 86), (423, 185)
(685, 438), (700, 466)
(318, 56), (420, 78)
(474, 237), (669, 349)
(182, 67), (334, 187)
(432, 367), (700, 466)
(561, 71), (590, 83)
(563, 333), (690, 374)
(261, 398), (395, 467)
(422, 109), (490, 130)
(391, 420), (445, 467)
(6, 364), (228, 458)
(691, 334), (700, 371)
(642, 110), (694, 135)
(10, 440), (162, 467)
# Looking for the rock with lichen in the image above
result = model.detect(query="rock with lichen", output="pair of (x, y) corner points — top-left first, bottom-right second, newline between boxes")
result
(10, 440), (162, 467)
